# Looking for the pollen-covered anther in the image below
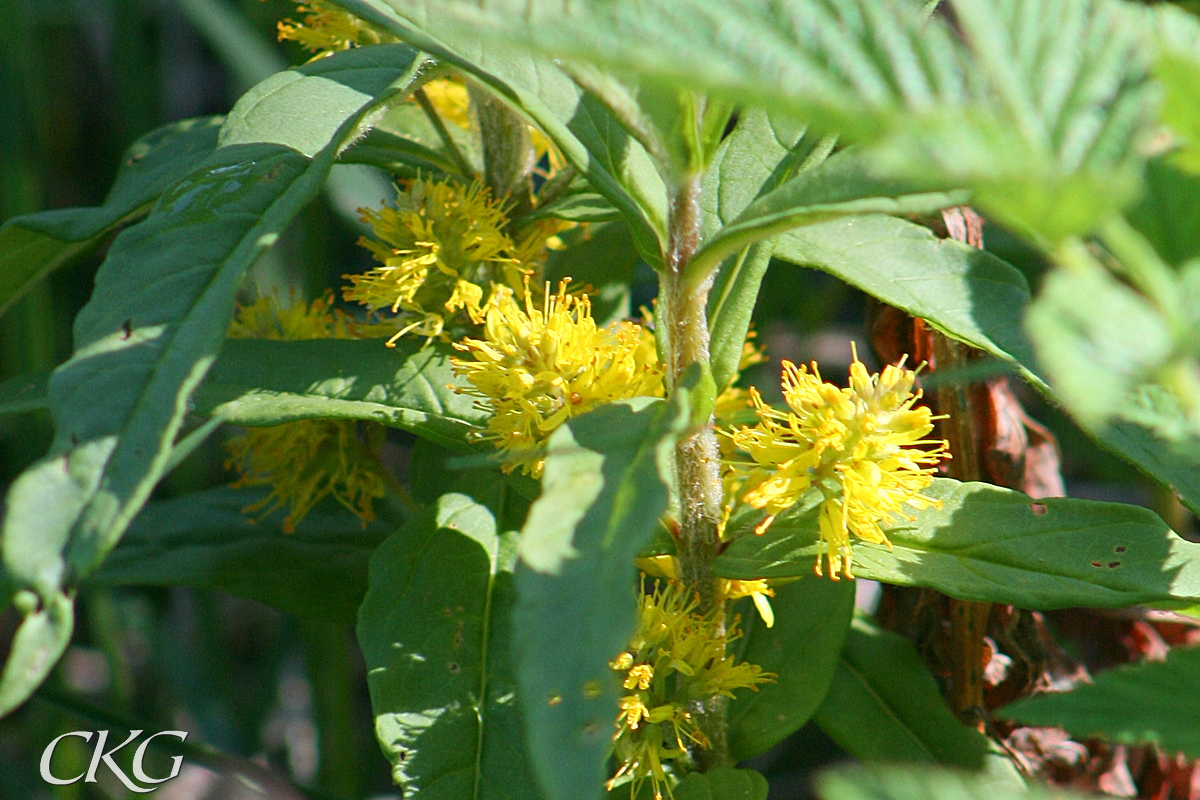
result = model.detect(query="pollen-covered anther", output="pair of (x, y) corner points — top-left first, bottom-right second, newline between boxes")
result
(726, 343), (947, 579)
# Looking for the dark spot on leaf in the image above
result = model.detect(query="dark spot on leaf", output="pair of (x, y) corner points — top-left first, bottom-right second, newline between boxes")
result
(1109, 562), (1121, 568)
(398, 750), (407, 761)
(1031, 503), (1047, 516)
(121, 319), (133, 339)
(1091, 561), (1103, 567)
(447, 662), (460, 674)
(1116, 545), (1127, 553)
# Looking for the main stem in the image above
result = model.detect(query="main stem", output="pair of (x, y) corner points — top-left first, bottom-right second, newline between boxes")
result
(662, 175), (729, 767)
(932, 332), (990, 730)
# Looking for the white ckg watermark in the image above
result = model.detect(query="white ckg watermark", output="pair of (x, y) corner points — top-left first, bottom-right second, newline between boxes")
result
(40, 730), (188, 793)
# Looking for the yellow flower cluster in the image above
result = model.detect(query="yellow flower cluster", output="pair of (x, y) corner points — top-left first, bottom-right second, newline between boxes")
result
(277, 0), (394, 56)
(451, 281), (664, 476)
(224, 295), (389, 533)
(609, 580), (773, 800)
(727, 347), (948, 579)
(345, 178), (531, 343)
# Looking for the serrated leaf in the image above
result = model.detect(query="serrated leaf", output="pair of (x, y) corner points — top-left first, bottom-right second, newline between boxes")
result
(193, 338), (486, 449)
(514, 399), (681, 800)
(86, 487), (398, 624)
(358, 493), (542, 800)
(0, 117), (223, 318)
(674, 768), (769, 800)
(0, 45), (423, 715)
(327, 0), (670, 267)
(814, 616), (988, 768)
(380, 0), (1156, 243)
(774, 215), (1039, 382)
(354, 0), (969, 141)
(1025, 261), (1172, 429)
(728, 576), (855, 761)
(714, 478), (1200, 610)
(875, 0), (1155, 244)
(1000, 643), (1200, 759)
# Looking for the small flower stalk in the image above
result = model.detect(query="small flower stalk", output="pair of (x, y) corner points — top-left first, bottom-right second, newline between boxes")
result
(726, 346), (948, 579)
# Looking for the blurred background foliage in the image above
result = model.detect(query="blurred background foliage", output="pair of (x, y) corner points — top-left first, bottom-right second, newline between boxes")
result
(0, 0), (1185, 798)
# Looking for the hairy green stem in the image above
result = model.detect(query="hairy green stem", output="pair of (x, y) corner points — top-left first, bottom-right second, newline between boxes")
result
(468, 84), (536, 218)
(662, 175), (729, 768)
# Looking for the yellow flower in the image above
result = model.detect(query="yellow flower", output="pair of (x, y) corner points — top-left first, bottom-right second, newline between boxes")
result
(419, 78), (472, 130)
(277, 0), (393, 57)
(224, 295), (389, 533)
(228, 292), (349, 340)
(344, 178), (527, 343)
(635, 554), (776, 628)
(727, 345), (948, 579)
(608, 580), (773, 800)
(451, 280), (664, 476)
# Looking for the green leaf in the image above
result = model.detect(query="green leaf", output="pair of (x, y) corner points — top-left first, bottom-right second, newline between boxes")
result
(0, 590), (73, 718)
(817, 764), (1055, 800)
(674, 768), (769, 800)
(0, 117), (223, 318)
(703, 110), (824, 390)
(362, 0), (1156, 242)
(219, 46), (418, 157)
(354, 0), (969, 142)
(814, 616), (988, 768)
(545, 222), (640, 326)
(715, 478), (1200, 610)
(526, 190), (621, 224)
(700, 108), (816, 237)
(1025, 258), (1172, 429)
(872, 0), (1155, 244)
(1093, 387), (1200, 516)
(327, 0), (671, 267)
(1147, 5), (1200, 175)
(514, 399), (681, 800)
(358, 493), (542, 799)
(728, 576), (856, 761)
(339, 127), (465, 179)
(773, 215), (1039, 383)
(1126, 159), (1200, 268)
(0, 371), (48, 416)
(193, 338), (486, 450)
(708, 243), (774, 393)
(86, 487), (398, 624)
(691, 149), (970, 283)
(0, 45), (423, 714)
(1000, 643), (1200, 759)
